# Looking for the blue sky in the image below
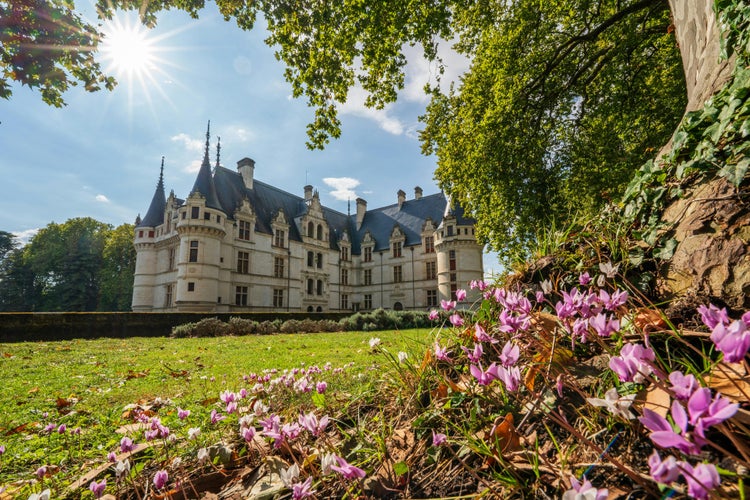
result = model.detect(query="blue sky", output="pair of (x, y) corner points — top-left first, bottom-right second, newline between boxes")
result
(0, 5), (500, 274)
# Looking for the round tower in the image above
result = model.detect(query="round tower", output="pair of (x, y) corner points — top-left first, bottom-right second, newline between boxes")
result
(132, 160), (166, 311)
(435, 199), (484, 303)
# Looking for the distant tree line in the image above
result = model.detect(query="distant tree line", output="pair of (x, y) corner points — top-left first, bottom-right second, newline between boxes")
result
(0, 218), (135, 312)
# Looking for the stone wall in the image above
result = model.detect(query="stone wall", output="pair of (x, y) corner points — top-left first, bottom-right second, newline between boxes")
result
(0, 312), (348, 343)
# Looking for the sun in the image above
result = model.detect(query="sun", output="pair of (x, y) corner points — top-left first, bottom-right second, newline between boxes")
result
(100, 16), (157, 80)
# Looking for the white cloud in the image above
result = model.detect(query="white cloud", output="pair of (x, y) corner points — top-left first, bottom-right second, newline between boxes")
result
(338, 86), (405, 136)
(228, 127), (255, 143)
(402, 41), (470, 103)
(13, 228), (39, 245)
(323, 177), (360, 201)
(96, 194), (110, 203)
(184, 159), (202, 174)
(171, 133), (204, 152)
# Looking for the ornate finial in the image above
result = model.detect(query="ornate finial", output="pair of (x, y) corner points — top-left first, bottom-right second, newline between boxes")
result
(215, 136), (221, 169)
(348, 198), (351, 216)
(159, 156), (164, 182)
(203, 120), (211, 163)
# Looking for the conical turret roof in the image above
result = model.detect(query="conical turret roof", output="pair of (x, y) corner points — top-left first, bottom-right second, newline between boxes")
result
(190, 121), (224, 212)
(138, 157), (167, 227)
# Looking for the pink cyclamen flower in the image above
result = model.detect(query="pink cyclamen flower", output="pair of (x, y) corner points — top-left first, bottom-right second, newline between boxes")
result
(462, 343), (483, 363)
(120, 437), (134, 453)
(639, 407), (699, 455)
(0, 445), (5, 455)
(609, 342), (655, 383)
(555, 374), (564, 397)
(470, 363), (499, 386)
(35, 465), (47, 479)
(697, 304), (730, 329)
(432, 430), (447, 446)
(177, 408), (190, 420)
(648, 450), (680, 484)
(89, 478), (106, 499)
(589, 313), (619, 338)
(440, 299), (456, 311)
(57, 424), (66, 434)
(668, 371), (699, 400)
(107, 451), (117, 462)
(579, 272), (591, 286)
(687, 387), (738, 429)
(210, 409), (226, 424)
(449, 313), (464, 327)
(226, 401), (238, 414)
(434, 342), (451, 362)
(679, 461), (721, 500)
(496, 365), (521, 392)
(455, 288), (467, 301)
(44, 423), (55, 434)
(562, 476), (607, 500)
(330, 456), (366, 480)
(292, 477), (316, 500)
(316, 381), (327, 393)
(474, 323), (498, 344)
(428, 309), (439, 321)
(153, 470), (168, 490)
(241, 426), (255, 442)
(710, 319), (750, 363)
(499, 341), (520, 367)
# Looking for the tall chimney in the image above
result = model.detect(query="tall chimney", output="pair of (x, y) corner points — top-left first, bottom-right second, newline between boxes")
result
(397, 189), (406, 209)
(414, 186), (423, 200)
(356, 198), (367, 230)
(304, 185), (313, 202)
(237, 158), (255, 189)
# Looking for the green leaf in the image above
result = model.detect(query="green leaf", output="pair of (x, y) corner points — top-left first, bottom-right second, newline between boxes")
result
(719, 157), (750, 186)
(394, 461), (409, 476)
(654, 238), (677, 260)
(311, 391), (325, 409)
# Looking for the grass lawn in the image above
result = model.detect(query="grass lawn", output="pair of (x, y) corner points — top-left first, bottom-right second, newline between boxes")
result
(0, 328), (434, 494)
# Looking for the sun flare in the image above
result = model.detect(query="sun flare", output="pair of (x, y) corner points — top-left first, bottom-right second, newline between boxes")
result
(100, 16), (157, 80)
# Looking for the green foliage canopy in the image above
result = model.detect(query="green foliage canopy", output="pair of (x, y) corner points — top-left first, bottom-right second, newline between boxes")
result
(0, 219), (135, 311)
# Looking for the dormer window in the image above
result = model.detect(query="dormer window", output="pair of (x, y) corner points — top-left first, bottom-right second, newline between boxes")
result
(191, 207), (199, 219)
(364, 246), (372, 262)
(238, 220), (252, 240)
(274, 229), (286, 248)
(392, 241), (402, 258)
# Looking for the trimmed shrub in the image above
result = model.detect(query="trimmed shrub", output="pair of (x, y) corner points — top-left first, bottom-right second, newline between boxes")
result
(170, 317), (232, 338)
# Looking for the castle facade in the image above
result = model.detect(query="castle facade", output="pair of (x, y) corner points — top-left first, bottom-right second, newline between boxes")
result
(132, 129), (484, 312)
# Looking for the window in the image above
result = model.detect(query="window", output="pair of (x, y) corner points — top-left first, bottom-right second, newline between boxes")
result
(168, 248), (175, 270)
(307, 251), (314, 267)
(340, 246), (349, 261)
(424, 236), (435, 253)
(189, 240), (198, 262)
(274, 228), (285, 248)
(393, 265), (403, 283)
(364, 269), (372, 286)
(316, 279), (323, 295)
(451, 284), (458, 299)
(238, 220), (251, 240)
(191, 206), (200, 219)
(237, 251), (249, 274)
(307, 279), (314, 295)
(449, 249), (456, 271)
(426, 261), (437, 280)
(235, 286), (248, 306)
(308, 221), (314, 237)
(148, 230), (154, 238)
(392, 241), (402, 258)
(364, 294), (372, 310)
(274, 257), (285, 278)
(427, 290), (438, 307)
(317, 224), (323, 240)
(340, 294), (349, 310)
(217, 215), (221, 223)
(364, 247), (372, 262)
(450, 273), (457, 283)
(165, 284), (173, 307)
(340, 268), (349, 286)
(204, 211), (210, 220)
(187, 282), (195, 292)
(273, 289), (284, 308)
(316, 253), (323, 269)
(447, 225), (454, 236)
(138, 230), (143, 238)
(181, 212), (186, 220)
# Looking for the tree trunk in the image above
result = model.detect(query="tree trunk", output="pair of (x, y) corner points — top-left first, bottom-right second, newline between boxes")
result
(660, 1), (749, 310)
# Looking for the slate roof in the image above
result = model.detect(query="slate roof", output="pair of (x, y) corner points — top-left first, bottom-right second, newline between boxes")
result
(138, 167), (166, 228)
(155, 160), (476, 254)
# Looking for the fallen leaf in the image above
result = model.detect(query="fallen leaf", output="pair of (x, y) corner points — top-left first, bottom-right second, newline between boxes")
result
(632, 308), (667, 331)
(636, 384), (672, 418)
(56, 397), (72, 409)
(706, 362), (750, 403)
(490, 413), (521, 455)
(3, 352), (12, 358)
(28, 387), (39, 394)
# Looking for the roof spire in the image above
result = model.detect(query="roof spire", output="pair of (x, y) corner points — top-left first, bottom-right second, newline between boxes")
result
(203, 120), (211, 165)
(215, 136), (221, 169)
(159, 156), (164, 184)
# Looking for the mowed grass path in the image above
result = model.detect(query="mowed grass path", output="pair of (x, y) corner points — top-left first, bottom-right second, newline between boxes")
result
(0, 329), (433, 430)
